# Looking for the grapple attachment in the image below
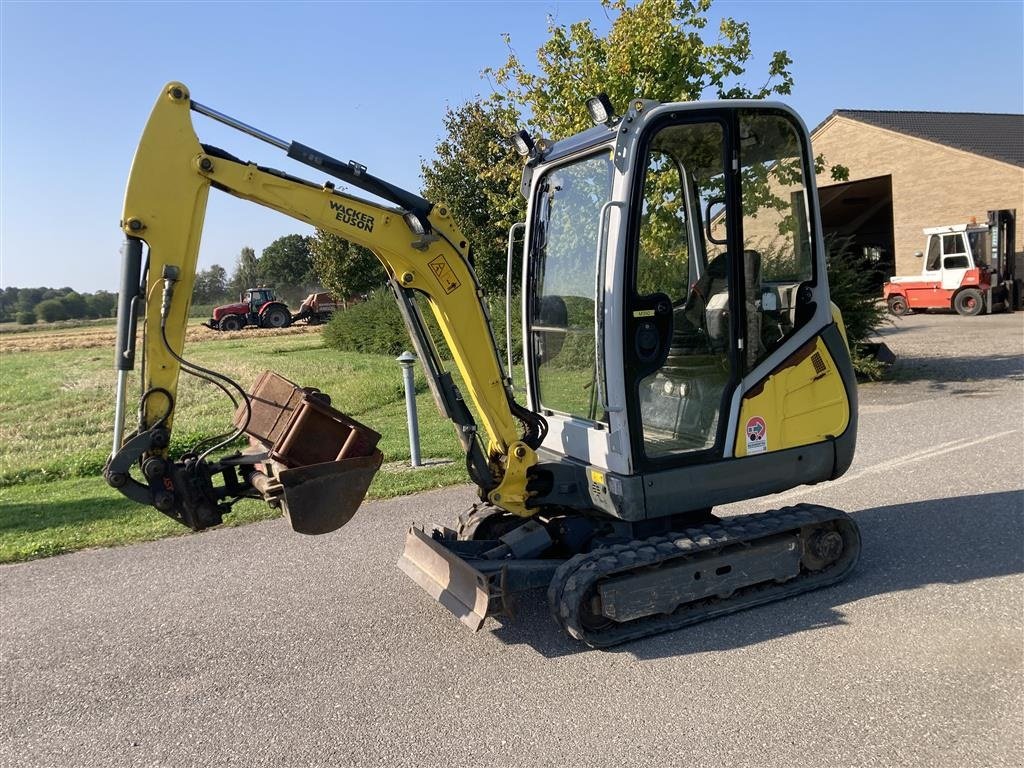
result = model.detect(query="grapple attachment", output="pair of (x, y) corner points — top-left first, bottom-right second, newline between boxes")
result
(238, 371), (383, 535)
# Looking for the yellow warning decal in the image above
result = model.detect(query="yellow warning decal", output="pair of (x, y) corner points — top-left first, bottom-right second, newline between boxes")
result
(428, 255), (461, 294)
(590, 469), (605, 485)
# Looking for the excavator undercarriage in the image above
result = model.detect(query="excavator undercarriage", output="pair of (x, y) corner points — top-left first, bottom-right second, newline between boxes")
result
(399, 503), (858, 645)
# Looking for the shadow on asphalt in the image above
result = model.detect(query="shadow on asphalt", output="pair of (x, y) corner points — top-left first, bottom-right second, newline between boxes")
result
(888, 353), (1024, 386)
(487, 490), (1024, 659)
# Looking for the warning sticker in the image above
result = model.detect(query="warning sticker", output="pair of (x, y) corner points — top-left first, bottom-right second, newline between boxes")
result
(428, 255), (461, 294)
(745, 416), (767, 455)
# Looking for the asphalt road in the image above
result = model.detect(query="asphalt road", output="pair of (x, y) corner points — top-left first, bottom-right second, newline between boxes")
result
(3, 312), (1023, 768)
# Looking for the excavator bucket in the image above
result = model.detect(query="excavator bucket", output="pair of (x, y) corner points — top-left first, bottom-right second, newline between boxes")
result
(237, 371), (383, 535)
(397, 526), (494, 631)
(275, 450), (384, 535)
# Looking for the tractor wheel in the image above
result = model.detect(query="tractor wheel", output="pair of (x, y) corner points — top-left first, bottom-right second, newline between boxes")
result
(953, 289), (984, 317)
(886, 295), (910, 317)
(219, 314), (243, 332)
(262, 306), (291, 328)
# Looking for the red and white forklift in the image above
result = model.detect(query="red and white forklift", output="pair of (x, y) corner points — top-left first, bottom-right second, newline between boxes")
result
(884, 209), (1018, 317)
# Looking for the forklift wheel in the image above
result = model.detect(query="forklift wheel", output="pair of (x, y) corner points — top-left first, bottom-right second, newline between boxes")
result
(886, 295), (910, 316)
(953, 289), (984, 317)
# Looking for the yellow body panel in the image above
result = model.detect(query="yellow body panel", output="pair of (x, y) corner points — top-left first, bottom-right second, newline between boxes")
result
(733, 333), (850, 457)
(120, 84), (211, 431)
(123, 83), (532, 514)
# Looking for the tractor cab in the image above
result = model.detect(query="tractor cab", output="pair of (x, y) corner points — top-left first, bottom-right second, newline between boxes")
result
(244, 288), (276, 319)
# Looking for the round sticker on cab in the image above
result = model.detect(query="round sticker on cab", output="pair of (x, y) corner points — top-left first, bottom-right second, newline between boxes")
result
(745, 416), (767, 455)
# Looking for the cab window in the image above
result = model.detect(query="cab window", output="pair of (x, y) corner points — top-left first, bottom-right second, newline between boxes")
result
(530, 152), (614, 420)
(925, 236), (941, 270)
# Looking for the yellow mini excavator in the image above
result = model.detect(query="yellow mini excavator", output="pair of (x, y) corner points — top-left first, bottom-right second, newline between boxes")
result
(105, 83), (860, 647)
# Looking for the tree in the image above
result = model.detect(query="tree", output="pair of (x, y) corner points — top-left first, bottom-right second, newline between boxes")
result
(228, 246), (260, 298)
(15, 288), (43, 314)
(486, 0), (797, 138)
(423, 0), (847, 298)
(0, 287), (20, 321)
(308, 230), (385, 304)
(193, 264), (229, 304)
(35, 299), (67, 323)
(259, 234), (315, 301)
(420, 100), (524, 295)
(86, 291), (117, 319)
(59, 291), (87, 319)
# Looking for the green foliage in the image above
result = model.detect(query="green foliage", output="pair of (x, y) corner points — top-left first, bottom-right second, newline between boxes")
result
(826, 236), (889, 378)
(322, 288), (523, 366)
(228, 246), (260, 298)
(85, 291), (116, 318)
(15, 311), (36, 325)
(259, 234), (315, 301)
(1, 286), (117, 323)
(35, 298), (67, 323)
(420, 100), (525, 295)
(58, 291), (87, 319)
(486, 0), (796, 138)
(322, 290), (411, 356)
(308, 230), (386, 301)
(192, 264), (229, 304)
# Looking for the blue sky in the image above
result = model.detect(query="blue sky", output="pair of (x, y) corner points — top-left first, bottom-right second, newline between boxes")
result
(2, 0), (1021, 292)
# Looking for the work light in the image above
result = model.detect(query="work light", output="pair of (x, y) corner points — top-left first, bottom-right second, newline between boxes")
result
(586, 93), (616, 126)
(512, 129), (536, 158)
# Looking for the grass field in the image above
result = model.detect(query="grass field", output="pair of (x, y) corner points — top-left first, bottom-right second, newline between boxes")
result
(0, 322), (479, 563)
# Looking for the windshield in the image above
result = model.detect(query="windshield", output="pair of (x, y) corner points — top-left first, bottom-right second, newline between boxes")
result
(967, 230), (990, 266)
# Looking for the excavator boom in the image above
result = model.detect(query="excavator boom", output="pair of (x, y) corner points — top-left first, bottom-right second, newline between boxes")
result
(106, 82), (542, 534)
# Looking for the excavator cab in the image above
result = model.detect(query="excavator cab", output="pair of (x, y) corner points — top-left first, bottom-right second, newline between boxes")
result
(513, 102), (855, 522)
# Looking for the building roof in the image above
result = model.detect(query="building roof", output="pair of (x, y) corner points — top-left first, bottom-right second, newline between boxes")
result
(820, 110), (1024, 167)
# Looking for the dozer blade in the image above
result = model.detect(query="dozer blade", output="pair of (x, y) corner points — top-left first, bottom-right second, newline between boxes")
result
(397, 527), (493, 631)
(277, 450), (383, 535)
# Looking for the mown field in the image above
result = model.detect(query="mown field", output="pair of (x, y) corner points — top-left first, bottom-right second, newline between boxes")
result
(0, 321), (480, 563)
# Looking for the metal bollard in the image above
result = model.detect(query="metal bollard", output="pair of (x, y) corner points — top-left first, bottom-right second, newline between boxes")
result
(396, 351), (421, 467)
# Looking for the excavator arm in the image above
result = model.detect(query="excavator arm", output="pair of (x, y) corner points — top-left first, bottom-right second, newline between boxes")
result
(106, 82), (543, 532)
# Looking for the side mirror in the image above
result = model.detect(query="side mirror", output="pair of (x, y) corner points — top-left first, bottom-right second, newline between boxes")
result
(914, 251), (923, 258)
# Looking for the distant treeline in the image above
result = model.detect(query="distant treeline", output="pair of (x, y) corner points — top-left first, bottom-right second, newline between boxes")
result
(1, 287), (118, 325)
(3, 232), (381, 326)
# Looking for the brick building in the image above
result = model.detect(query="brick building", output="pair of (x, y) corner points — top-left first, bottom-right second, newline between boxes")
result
(809, 110), (1024, 281)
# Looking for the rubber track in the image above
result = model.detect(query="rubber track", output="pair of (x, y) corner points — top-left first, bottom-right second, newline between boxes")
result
(547, 503), (860, 648)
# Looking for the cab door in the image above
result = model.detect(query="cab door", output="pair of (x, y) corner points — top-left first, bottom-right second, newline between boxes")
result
(622, 107), (832, 474)
(940, 233), (970, 289)
(526, 149), (619, 470)
(623, 117), (737, 462)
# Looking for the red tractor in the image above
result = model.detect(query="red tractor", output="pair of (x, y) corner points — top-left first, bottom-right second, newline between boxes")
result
(205, 287), (295, 331)
(205, 288), (339, 331)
